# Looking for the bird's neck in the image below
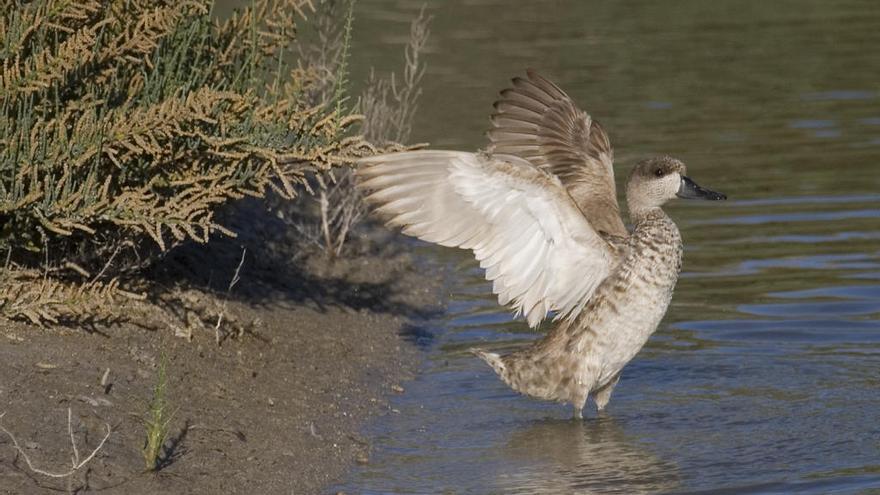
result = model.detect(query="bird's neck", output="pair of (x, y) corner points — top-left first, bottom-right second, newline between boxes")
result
(628, 205), (667, 225)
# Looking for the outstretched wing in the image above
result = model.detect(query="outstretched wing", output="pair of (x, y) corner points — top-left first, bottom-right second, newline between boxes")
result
(357, 150), (620, 328)
(488, 69), (628, 237)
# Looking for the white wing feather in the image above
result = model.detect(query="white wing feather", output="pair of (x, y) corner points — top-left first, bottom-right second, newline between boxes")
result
(357, 150), (619, 328)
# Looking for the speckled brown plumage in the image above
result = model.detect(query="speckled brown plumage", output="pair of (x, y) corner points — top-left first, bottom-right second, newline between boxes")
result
(357, 71), (726, 418)
(478, 207), (684, 417)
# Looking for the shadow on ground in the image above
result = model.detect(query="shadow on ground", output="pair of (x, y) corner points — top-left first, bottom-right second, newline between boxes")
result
(146, 196), (438, 320)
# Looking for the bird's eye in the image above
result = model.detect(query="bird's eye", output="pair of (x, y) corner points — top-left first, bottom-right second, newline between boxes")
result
(654, 168), (665, 177)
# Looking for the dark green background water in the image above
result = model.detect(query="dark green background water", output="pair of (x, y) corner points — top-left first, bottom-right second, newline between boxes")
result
(337, 1), (880, 493)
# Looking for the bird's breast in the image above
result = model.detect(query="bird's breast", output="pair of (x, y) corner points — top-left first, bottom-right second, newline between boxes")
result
(577, 215), (684, 385)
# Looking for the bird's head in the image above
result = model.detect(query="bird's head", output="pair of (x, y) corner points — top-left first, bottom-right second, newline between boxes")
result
(626, 156), (726, 218)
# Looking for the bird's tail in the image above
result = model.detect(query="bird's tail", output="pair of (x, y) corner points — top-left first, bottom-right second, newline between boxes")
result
(470, 348), (507, 378)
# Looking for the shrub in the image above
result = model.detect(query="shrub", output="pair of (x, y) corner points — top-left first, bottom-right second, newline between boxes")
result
(0, 0), (370, 323)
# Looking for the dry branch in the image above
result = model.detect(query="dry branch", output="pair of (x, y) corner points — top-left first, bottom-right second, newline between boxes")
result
(0, 408), (112, 479)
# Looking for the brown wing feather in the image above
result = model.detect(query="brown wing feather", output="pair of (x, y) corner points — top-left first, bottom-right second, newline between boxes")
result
(488, 69), (628, 237)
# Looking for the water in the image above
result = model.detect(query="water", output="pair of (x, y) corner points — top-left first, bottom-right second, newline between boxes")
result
(340, 1), (880, 493)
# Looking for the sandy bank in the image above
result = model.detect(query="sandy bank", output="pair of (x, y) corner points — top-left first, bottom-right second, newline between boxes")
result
(0, 222), (441, 493)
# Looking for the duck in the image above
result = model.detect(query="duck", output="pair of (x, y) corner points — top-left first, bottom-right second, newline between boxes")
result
(356, 70), (726, 418)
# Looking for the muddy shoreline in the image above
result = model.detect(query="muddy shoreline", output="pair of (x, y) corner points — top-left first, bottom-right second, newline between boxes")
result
(0, 227), (441, 494)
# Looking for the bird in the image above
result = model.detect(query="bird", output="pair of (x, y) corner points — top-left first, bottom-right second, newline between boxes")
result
(355, 70), (726, 418)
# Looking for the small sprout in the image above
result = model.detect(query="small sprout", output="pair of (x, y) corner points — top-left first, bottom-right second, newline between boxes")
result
(143, 354), (175, 471)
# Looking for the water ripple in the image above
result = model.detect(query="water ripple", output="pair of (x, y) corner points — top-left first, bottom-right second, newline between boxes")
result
(699, 209), (880, 225)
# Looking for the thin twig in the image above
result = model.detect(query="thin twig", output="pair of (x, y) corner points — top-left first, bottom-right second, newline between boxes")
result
(0, 409), (112, 479)
(91, 243), (122, 283)
(320, 190), (333, 255)
(215, 247), (247, 345)
(67, 408), (80, 468)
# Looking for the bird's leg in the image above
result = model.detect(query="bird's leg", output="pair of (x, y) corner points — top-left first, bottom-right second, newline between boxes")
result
(593, 373), (621, 413)
(572, 392), (589, 420)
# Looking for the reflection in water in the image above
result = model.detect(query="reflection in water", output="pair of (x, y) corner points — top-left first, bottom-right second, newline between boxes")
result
(498, 418), (679, 495)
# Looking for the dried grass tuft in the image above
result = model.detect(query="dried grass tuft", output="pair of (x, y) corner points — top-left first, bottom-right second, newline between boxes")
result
(291, 2), (432, 257)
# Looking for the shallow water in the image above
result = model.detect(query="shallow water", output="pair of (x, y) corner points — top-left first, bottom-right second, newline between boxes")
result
(341, 1), (880, 493)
